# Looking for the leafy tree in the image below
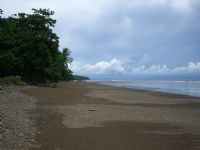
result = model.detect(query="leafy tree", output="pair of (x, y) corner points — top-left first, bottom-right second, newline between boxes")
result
(0, 9), (73, 82)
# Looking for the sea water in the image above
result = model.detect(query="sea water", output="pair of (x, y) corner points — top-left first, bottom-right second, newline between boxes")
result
(93, 80), (200, 97)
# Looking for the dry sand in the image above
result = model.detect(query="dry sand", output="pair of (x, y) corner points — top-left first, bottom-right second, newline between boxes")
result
(23, 82), (200, 150)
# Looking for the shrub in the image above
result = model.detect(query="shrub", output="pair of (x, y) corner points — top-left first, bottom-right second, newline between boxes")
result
(0, 76), (26, 85)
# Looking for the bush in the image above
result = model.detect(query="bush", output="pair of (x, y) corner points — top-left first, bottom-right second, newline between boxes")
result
(0, 76), (26, 85)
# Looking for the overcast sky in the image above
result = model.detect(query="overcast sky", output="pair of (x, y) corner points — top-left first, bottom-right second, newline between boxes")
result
(1, 0), (200, 79)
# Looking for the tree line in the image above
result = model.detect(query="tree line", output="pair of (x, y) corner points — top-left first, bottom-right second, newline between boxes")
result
(0, 9), (73, 83)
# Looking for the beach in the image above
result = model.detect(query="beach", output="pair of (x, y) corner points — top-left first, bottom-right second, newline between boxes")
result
(1, 1), (200, 150)
(24, 82), (200, 150)
(1, 82), (200, 150)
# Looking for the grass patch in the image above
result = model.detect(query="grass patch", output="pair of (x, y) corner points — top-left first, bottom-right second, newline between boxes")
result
(0, 76), (26, 85)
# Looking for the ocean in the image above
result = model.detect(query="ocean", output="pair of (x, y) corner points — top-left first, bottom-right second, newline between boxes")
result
(91, 80), (200, 97)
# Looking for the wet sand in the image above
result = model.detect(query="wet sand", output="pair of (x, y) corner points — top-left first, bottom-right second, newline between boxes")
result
(24, 82), (200, 150)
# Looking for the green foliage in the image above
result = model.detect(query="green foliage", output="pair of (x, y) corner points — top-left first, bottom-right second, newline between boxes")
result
(73, 75), (90, 80)
(0, 9), (73, 82)
(0, 76), (25, 85)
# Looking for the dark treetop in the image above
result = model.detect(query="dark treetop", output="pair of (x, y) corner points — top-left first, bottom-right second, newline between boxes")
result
(0, 9), (73, 83)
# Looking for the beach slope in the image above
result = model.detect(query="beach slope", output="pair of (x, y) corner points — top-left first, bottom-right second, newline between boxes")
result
(24, 82), (200, 150)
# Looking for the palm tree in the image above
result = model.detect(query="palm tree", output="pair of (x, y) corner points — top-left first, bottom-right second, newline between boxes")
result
(62, 48), (73, 68)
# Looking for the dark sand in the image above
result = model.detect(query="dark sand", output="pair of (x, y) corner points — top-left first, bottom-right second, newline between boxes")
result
(24, 82), (200, 150)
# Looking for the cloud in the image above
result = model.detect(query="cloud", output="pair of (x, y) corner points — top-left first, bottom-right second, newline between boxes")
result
(56, 0), (200, 66)
(70, 58), (200, 75)
(131, 64), (170, 74)
(173, 62), (200, 73)
(131, 62), (200, 74)
(70, 58), (125, 75)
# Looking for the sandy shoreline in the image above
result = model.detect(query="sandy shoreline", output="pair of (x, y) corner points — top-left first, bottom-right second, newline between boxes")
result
(1, 82), (200, 150)
(22, 82), (200, 150)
